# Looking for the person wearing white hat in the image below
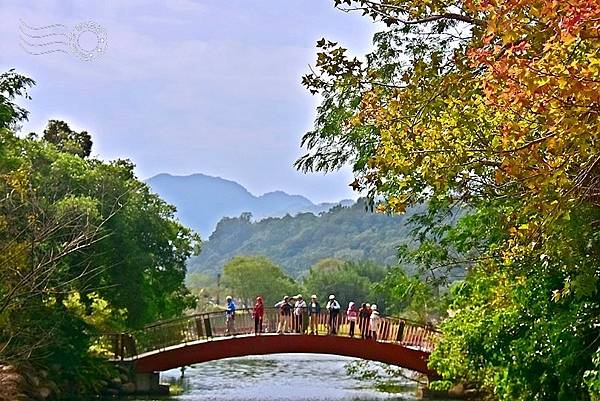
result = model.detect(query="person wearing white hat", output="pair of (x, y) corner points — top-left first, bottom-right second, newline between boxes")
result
(293, 294), (307, 333)
(326, 294), (341, 335)
(369, 304), (381, 340)
(347, 302), (358, 338)
(308, 295), (321, 335)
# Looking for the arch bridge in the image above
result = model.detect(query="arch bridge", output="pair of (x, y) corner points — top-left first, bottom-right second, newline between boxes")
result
(102, 307), (440, 383)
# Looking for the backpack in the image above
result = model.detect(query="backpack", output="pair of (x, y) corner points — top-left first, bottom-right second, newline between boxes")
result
(280, 302), (291, 315)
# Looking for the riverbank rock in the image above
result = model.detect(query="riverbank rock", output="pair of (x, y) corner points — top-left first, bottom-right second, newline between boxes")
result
(448, 383), (465, 397)
(0, 366), (25, 401)
(0, 364), (59, 401)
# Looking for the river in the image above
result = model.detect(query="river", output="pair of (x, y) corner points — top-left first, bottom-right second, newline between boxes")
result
(136, 354), (454, 401)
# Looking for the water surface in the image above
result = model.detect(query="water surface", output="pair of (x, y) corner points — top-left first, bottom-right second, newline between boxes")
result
(150, 354), (424, 401)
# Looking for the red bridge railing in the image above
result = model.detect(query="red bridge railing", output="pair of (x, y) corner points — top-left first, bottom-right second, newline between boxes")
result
(101, 308), (440, 360)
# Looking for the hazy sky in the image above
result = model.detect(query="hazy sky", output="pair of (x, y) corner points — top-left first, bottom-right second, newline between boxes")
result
(1, 0), (377, 203)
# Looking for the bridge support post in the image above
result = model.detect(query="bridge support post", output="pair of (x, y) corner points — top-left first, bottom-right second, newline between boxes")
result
(204, 316), (212, 337)
(105, 362), (169, 396)
(134, 372), (162, 393)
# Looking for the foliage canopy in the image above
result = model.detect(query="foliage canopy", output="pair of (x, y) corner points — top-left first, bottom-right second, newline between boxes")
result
(221, 255), (299, 306)
(300, 1), (600, 399)
(0, 71), (199, 396)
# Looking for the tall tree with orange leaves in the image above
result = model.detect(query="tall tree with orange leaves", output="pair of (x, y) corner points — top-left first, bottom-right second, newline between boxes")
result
(299, 1), (599, 398)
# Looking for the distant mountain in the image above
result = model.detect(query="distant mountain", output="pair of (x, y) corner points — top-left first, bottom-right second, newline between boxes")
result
(188, 199), (424, 278)
(146, 173), (353, 236)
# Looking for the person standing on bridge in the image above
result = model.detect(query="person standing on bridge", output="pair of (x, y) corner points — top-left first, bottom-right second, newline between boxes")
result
(253, 296), (264, 335)
(225, 295), (236, 335)
(347, 302), (358, 338)
(326, 294), (341, 335)
(370, 304), (381, 340)
(293, 294), (307, 334)
(358, 303), (371, 339)
(308, 295), (321, 335)
(276, 296), (292, 334)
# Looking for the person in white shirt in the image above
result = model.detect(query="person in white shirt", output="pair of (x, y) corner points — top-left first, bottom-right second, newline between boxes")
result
(326, 294), (341, 335)
(370, 304), (381, 340)
(293, 294), (307, 333)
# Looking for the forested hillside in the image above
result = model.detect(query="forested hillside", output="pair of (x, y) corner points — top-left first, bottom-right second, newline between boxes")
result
(188, 199), (423, 277)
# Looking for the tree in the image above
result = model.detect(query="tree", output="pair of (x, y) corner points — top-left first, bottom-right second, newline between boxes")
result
(221, 255), (299, 306)
(299, 1), (600, 399)
(0, 81), (120, 395)
(302, 258), (387, 310)
(76, 160), (199, 327)
(0, 133), (200, 329)
(0, 70), (200, 396)
(0, 69), (34, 130)
(299, 0), (598, 230)
(373, 266), (440, 323)
(42, 119), (93, 158)
(186, 272), (222, 312)
(301, 0), (598, 209)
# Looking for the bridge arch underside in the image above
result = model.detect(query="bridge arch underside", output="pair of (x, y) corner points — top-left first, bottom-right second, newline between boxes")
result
(132, 334), (435, 376)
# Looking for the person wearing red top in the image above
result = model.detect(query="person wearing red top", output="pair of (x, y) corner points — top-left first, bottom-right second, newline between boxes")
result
(253, 296), (264, 335)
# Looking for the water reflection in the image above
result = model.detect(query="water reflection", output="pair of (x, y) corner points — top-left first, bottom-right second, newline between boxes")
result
(155, 354), (420, 401)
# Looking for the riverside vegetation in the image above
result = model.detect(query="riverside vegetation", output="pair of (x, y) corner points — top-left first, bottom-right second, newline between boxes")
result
(0, 70), (200, 399)
(295, 0), (600, 400)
